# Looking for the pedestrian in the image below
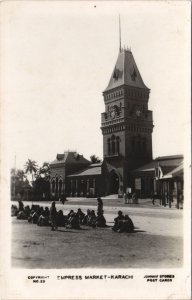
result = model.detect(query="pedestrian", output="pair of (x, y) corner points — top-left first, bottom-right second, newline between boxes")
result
(95, 210), (106, 227)
(152, 192), (157, 205)
(124, 192), (128, 204)
(50, 201), (58, 231)
(127, 192), (132, 204)
(132, 192), (138, 204)
(97, 197), (103, 215)
(18, 200), (24, 212)
(60, 194), (67, 205)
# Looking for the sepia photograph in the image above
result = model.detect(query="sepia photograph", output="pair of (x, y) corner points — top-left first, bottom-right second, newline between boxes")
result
(1, 0), (191, 299)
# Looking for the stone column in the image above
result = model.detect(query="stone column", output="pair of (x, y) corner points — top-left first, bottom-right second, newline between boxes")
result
(80, 180), (84, 197)
(93, 178), (96, 197)
(168, 181), (172, 208)
(70, 180), (73, 197)
(75, 179), (78, 197)
(62, 180), (65, 196)
(86, 179), (90, 197)
(51, 180), (55, 197)
(175, 180), (179, 209)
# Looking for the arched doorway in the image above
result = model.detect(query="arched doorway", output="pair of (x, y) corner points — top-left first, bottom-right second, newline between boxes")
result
(52, 180), (55, 195)
(55, 177), (58, 198)
(58, 179), (62, 197)
(109, 170), (119, 194)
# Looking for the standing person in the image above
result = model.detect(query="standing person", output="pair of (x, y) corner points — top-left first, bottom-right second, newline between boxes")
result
(132, 192), (138, 204)
(124, 192), (128, 204)
(60, 194), (67, 205)
(97, 197), (103, 215)
(50, 201), (58, 231)
(18, 200), (24, 212)
(127, 192), (132, 204)
(152, 191), (157, 205)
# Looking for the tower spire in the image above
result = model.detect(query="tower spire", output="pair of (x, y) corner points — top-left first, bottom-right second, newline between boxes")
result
(119, 14), (121, 52)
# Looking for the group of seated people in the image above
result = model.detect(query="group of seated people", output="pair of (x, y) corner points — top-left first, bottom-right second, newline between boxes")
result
(112, 210), (134, 233)
(12, 203), (51, 226)
(11, 201), (107, 230)
(12, 201), (134, 233)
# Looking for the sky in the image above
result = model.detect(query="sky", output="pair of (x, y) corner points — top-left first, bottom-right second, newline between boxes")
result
(1, 1), (190, 170)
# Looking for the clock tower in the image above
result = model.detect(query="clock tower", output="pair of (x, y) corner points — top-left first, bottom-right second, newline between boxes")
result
(101, 48), (153, 195)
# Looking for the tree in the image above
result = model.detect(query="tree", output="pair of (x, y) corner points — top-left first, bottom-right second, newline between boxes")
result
(38, 162), (50, 179)
(10, 168), (31, 200)
(32, 162), (51, 200)
(24, 159), (38, 183)
(90, 155), (102, 164)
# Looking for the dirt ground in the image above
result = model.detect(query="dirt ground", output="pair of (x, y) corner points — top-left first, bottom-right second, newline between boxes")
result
(11, 199), (183, 268)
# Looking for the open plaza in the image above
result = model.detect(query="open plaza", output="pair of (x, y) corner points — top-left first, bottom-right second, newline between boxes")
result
(11, 197), (183, 269)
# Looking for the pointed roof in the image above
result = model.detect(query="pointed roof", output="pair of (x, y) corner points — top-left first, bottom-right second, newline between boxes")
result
(67, 163), (102, 177)
(50, 151), (90, 166)
(104, 49), (149, 92)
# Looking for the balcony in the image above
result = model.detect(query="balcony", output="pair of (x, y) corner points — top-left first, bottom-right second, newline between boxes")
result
(101, 113), (125, 127)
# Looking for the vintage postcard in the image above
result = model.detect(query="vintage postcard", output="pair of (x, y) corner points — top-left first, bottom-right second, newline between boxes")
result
(0, 1), (191, 299)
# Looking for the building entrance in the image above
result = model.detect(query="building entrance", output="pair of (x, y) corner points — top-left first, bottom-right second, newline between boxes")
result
(109, 170), (119, 194)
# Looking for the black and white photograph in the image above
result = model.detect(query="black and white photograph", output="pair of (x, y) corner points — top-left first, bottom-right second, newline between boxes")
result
(1, 1), (191, 299)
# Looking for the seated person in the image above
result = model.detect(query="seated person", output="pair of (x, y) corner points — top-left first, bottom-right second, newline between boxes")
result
(66, 212), (80, 229)
(66, 210), (74, 221)
(17, 210), (27, 220)
(56, 210), (66, 226)
(112, 211), (124, 231)
(24, 205), (31, 218)
(11, 205), (18, 217)
(117, 214), (134, 233)
(87, 210), (97, 227)
(37, 209), (50, 226)
(76, 208), (85, 225)
(95, 210), (106, 227)
(31, 210), (40, 224)
(28, 209), (35, 223)
(82, 209), (91, 225)
(44, 207), (50, 218)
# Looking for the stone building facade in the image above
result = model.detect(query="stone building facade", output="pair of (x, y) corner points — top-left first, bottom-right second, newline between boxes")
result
(101, 48), (153, 195)
(50, 152), (90, 198)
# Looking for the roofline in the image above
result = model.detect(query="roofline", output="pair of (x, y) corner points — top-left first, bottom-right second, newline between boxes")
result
(155, 155), (184, 161)
(67, 173), (101, 178)
(103, 84), (150, 94)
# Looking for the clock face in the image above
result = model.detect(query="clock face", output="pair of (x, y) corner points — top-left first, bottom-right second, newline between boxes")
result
(110, 106), (116, 118)
(111, 109), (116, 118)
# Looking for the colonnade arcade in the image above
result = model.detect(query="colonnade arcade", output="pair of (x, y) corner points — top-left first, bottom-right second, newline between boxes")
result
(69, 177), (96, 197)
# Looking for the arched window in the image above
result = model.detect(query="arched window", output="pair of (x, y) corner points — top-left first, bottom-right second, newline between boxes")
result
(111, 135), (115, 155)
(52, 180), (55, 193)
(55, 177), (58, 196)
(59, 179), (62, 196)
(116, 137), (120, 154)
(107, 138), (111, 155)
